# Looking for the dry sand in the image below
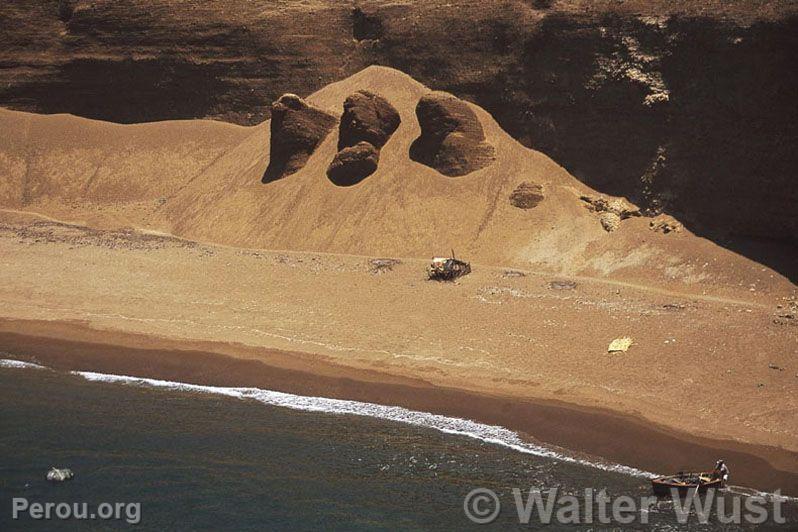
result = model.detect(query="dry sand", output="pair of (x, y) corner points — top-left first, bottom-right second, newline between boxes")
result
(1, 66), (796, 494)
(0, 212), (795, 494)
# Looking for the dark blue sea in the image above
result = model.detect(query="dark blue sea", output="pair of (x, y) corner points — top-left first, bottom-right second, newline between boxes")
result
(1, 361), (795, 530)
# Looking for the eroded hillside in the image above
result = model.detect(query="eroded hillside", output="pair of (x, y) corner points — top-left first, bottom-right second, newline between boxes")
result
(1, 1), (796, 275)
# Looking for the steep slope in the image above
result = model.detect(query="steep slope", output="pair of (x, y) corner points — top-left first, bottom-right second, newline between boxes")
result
(162, 67), (583, 264)
(0, 108), (249, 227)
(1, 0), (796, 260)
(0, 66), (792, 296)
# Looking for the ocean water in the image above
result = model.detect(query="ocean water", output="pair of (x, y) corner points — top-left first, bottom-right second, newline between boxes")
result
(1, 361), (795, 530)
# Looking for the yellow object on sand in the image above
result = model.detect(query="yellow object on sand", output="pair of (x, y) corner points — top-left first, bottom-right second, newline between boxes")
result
(608, 337), (633, 352)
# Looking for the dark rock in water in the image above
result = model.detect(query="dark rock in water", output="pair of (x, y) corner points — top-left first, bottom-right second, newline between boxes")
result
(337, 90), (400, 150)
(263, 94), (336, 183)
(410, 92), (495, 176)
(327, 91), (399, 185)
(509, 182), (544, 209)
(327, 141), (380, 186)
(46, 467), (74, 482)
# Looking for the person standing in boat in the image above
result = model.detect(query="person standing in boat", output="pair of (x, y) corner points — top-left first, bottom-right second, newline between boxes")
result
(713, 459), (730, 485)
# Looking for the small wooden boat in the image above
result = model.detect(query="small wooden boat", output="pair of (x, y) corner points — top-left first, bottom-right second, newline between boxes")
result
(651, 471), (723, 497)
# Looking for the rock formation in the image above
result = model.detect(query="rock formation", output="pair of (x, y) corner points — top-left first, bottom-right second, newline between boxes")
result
(327, 142), (380, 186)
(263, 94), (336, 183)
(336, 90), (400, 151)
(509, 182), (545, 209)
(327, 90), (400, 186)
(580, 195), (641, 219)
(409, 92), (495, 177)
(649, 216), (683, 234)
(599, 212), (621, 232)
(1, 1), (795, 271)
(580, 194), (640, 232)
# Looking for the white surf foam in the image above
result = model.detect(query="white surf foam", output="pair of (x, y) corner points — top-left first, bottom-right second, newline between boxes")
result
(7, 360), (795, 500)
(725, 485), (798, 503)
(0, 358), (47, 369)
(71, 369), (655, 478)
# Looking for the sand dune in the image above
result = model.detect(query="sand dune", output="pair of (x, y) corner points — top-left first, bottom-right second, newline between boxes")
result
(0, 66), (792, 296)
(0, 108), (248, 227)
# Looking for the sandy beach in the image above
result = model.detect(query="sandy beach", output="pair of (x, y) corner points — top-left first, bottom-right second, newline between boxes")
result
(2, 319), (797, 496)
(1, 211), (796, 495)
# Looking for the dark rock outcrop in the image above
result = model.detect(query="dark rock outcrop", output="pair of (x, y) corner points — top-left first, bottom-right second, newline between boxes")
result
(327, 142), (380, 186)
(337, 90), (400, 151)
(410, 92), (495, 176)
(509, 182), (545, 209)
(263, 94), (336, 183)
(649, 216), (683, 234)
(57, 0), (75, 22)
(327, 90), (399, 186)
(352, 7), (383, 41)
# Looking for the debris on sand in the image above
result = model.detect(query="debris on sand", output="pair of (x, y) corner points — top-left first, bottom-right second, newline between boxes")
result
(427, 255), (471, 281)
(773, 297), (797, 326)
(548, 280), (577, 290)
(608, 337), (633, 352)
(503, 269), (526, 278)
(509, 182), (545, 209)
(410, 91), (495, 176)
(768, 363), (784, 371)
(47, 467), (74, 482)
(369, 258), (401, 274)
(774, 313), (797, 326)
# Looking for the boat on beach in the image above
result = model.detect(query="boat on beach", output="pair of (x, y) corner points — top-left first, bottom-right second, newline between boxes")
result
(651, 471), (724, 497)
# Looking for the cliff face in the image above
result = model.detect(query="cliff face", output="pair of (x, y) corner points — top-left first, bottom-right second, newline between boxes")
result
(1, 1), (796, 265)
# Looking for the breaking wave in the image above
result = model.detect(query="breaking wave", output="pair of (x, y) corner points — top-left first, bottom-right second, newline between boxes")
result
(5, 357), (796, 500)
(70, 369), (655, 479)
(0, 358), (47, 369)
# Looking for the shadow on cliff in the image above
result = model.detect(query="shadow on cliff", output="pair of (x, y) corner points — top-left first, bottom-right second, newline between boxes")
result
(1, 4), (794, 280)
(371, 13), (798, 280)
(4, 58), (233, 124)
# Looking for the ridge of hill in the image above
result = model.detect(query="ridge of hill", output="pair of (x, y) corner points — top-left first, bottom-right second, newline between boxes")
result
(0, 66), (792, 296)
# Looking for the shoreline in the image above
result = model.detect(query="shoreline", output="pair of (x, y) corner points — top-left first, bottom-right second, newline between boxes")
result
(2, 318), (797, 496)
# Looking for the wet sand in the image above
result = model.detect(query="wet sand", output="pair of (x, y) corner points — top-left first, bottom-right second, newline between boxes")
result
(2, 318), (796, 496)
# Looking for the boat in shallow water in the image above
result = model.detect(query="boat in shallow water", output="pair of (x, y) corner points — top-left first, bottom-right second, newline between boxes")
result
(651, 471), (724, 497)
